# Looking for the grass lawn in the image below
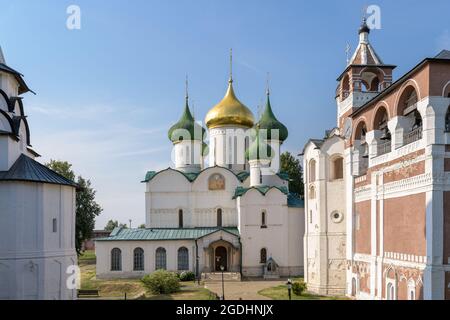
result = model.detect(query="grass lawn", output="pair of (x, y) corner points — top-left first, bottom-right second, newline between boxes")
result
(79, 250), (96, 264)
(78, 250), (216, 300)
(258, 278), (349, 300)
(138, 282), (217, 300)
(80, 263), (145, 298)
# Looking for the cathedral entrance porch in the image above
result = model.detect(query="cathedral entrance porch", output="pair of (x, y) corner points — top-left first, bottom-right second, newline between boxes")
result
(201, 239), (242, 282)
(215, 246), (228, 271)
(201, 238), (241, 274)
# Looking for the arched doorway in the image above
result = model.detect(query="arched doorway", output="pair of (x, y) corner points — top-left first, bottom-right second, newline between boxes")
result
(215, 246), (228, 271)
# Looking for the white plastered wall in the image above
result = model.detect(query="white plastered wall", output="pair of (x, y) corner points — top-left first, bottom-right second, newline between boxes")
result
(237, 188), (304, 277)
(0, 182), (77, 300)
(303, 135), (347, 295)
(145, 167), (242, 228)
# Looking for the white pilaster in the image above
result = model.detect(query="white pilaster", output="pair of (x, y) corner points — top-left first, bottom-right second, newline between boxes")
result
(423, 144), (445, 300)
(370, 171), (378, 298)
(377, 173), (384, 300)
(345, 148), (353, 261)
(174, 140), (203, 173)
(208, 126), (249, 171)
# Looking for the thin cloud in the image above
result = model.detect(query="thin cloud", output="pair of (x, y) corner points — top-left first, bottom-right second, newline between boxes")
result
(35, 127), (167, 164)
(28, 103), (153, 120)
(113, 146), (170, 158)
(28, 104), (115, 119)
(235, 58), (264, 75)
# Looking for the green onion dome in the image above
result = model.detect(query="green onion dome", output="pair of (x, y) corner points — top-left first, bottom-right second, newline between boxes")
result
(202, 142), (209, 157)
(246, 131), (274, 161)
(168, 98), (205, 143)
(257, 91), (288, 142)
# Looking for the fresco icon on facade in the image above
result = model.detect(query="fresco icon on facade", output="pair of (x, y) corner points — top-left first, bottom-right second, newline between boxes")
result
(208, 174), (225, 190)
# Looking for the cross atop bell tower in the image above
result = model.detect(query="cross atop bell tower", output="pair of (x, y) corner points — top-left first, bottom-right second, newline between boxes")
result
(335, 18), (396, 128)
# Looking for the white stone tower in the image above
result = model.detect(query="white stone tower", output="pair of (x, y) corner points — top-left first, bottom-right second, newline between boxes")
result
(0, 45), (78, 300)
(205, 50), (255, 172)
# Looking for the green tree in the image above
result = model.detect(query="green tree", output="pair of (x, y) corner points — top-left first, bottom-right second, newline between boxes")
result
(46, 160), (102, 255)
(105, 220), (128, 231)
(138, 224), (146, 229)
(280, 151), (304, 197)
(104, 220), (119, 232)
(46, 160), (75, 181)
(76, 176), (102, 254)
(141, 270), (180, 294)
(292, 281), (307, 296)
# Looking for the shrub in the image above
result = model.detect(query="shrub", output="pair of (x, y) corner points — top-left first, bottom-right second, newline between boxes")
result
(179, 271), (195, 282)
(292, 281), (307, 296)
(141, 270), (180, 294)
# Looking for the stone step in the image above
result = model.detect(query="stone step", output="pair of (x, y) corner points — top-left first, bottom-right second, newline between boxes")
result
(202, 272), (241, 282)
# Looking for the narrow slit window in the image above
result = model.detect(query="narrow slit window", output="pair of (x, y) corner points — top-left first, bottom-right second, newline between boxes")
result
(217, 208), (223, 227)
(260, 248), (267, 264)
(178, 209), (183, 228)
(261, 211), (267, 228)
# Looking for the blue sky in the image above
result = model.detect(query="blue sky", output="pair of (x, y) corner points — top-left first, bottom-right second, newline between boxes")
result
(1, 0), (449, 228)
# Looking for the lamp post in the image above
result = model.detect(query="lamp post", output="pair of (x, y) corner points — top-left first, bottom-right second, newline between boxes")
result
(220, 265), (225, 300)
(287, 278), (292, 301)
(196, 255), (200, 285)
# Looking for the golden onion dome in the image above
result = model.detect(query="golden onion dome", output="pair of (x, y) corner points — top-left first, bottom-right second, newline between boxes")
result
(205, 80), (255, 129)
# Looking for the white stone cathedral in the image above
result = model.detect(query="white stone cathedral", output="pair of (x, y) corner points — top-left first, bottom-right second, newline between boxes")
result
(96, 61), (305, 279)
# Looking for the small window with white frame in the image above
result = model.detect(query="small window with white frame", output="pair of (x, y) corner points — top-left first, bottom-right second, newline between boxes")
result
(111, 248), (122, 271)
(386, 279), (397, 300)
(52, 218), (57, 233)
(309, 185), (316, 200)
(309, 159), (316, 182)
(351, 277), (358, 296)
(331, 156), (344, 180)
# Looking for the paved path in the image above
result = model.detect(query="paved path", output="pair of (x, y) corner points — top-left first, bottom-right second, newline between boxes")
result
(204, 280), (285, 300)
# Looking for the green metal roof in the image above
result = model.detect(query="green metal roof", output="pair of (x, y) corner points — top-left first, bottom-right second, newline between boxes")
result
(233, 186), (303, 208)
(236, 171), (250, 181)
(233, 185), (289, 199)
(276, 172), (290, 181)
(287, 193), (304, 208)
(96, 227), (240, 241)
(142, 167), (250, 184)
